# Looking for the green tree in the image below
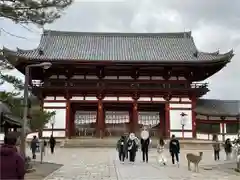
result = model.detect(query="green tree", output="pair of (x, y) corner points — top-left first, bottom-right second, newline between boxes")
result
(0, 91), (56, 133)
(0, 0), (72, 131)
(0, 0), (73, 25)
(0, 0), (73, 86)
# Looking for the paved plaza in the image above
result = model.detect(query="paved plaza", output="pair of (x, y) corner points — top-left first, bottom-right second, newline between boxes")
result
(28, 148), (239, 180)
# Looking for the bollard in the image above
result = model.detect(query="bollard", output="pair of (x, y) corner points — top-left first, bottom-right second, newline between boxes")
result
(237, 155), (240, 169)
(40, 141), (44, 164)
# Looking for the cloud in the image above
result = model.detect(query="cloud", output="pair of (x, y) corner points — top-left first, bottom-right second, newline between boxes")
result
(0, 0), (240, 99)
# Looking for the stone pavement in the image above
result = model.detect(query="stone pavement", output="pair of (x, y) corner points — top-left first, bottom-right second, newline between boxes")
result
(28, 148), (239, 180)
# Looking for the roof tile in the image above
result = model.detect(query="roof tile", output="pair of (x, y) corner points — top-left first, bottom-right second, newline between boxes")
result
(3, 30), (234, 62)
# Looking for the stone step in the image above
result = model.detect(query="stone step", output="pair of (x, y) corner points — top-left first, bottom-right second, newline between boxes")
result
(63, 138), (215, 149)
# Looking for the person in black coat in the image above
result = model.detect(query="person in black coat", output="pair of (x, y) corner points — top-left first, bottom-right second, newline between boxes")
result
(30, 136), (38, 159)
(224, 138), (232, 160)
(127, 133), (138, 163)
(116, 135), (127, 163)
(140, 137), (150, 163)
(49, 135), (56, 154)
(169, 134), (180, 165)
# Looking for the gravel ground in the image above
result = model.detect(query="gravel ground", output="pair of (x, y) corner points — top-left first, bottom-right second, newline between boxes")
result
(25, 162), (62, 180)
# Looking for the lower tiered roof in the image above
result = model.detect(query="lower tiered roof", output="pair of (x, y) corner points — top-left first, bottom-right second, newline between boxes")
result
(195, 99), (240, 117)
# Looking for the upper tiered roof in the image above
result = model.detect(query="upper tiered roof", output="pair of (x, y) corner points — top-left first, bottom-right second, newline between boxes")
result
(2, 30), (234, 63)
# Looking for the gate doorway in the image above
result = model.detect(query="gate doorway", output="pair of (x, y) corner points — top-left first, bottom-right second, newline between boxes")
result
(104, 103), (131, 137)
(138, 103), (165, 137)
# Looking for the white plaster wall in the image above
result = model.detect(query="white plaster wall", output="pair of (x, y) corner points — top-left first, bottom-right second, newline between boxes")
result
(218, 135), (223, 141)
(170, 131), (192, 138)
(169, 109), (192, 130)
(42, 130), (65, 138)
(55, 96), (66, 100)
(169, 103), (192, 108)
(196, 114), (207, 120)
(225, 134), (238, 141)
(169, 97), (180, 102)
(138, 97), (151, 101)
(103, 97), (118, 101)
(196, 133), (209, 140)
(26, 132), (39, 140)
(71, 96), (84, 100)
(43, 102), (66, 108)
(220, 123), (226, 134)
(0, 133), (4, 141)
(44, 109), (66, 129)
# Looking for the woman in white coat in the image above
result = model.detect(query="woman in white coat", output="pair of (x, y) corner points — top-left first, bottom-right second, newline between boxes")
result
(157, 138), (166, 165)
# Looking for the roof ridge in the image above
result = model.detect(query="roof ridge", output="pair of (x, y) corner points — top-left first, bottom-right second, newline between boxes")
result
(42, 30), (192, 38)
(199, 99), (240, 102)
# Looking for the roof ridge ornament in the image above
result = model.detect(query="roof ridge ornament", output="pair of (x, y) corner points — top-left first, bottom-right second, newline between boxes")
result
(193, 50), (198, 58)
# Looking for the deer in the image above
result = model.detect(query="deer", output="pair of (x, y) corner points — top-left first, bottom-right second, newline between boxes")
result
(186, 152), (203, 173)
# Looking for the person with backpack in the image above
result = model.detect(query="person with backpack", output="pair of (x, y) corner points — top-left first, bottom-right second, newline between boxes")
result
(116, 135), (127, 163)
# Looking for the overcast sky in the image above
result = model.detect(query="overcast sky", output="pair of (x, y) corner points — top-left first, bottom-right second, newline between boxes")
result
(0, 0), (240, 100)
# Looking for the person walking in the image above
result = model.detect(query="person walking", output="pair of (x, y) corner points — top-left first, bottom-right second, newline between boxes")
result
(224, 138), (232, 160)
(43, 139), (47, 156)
(0, 132), (25, 180)
(116, 135), (127, 163)
(212, 135), (220, 161)
(30, 135), (38, 159)
(169, 134), (180, 166)
(49, 135), (56, 154)
(157, 137), (166, 165)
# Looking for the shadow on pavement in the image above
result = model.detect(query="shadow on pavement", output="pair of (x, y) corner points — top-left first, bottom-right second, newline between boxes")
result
(25, 162), (63, 180)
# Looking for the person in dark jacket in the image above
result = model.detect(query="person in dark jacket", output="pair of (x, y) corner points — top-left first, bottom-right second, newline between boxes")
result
(127, 133), (138, 163)
(116, 135), (127, 163)
(49, 135), (56, 154)
(0, 132), (25, 179)
(140, 136), (150, 163)
(212, 135), (220, 161)
(224, 138), (232, 160)
(169, 134), (180, 165)
(30, 136), (38, 159)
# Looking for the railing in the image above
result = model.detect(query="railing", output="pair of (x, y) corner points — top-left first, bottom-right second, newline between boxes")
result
(32, 79), (208, 90)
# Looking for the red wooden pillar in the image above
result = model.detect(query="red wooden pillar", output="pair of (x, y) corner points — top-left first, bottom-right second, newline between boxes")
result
(159, 110), (165, 137)
(70, 108), (75, 137)
(191, 96), (197, 138)
(97, 95), (105, 138)
(221, 116), (226, 141)
(165, 103), (170, 138)
(131, 98), (138, 133)
(65, 98), (71, 139)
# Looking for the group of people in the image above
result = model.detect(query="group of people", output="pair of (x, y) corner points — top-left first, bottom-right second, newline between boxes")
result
(116, 131), (180, 166)
(212, 135), (240, 161)
(0, 132), (56, 179)
(30, 135), (56, 159)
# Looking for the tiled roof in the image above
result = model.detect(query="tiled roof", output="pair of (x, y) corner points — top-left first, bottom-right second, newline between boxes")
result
(195, 99), (240, 117)
(2, 30), (234, 62)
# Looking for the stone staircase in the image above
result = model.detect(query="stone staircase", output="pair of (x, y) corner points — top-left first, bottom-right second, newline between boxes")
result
(63, 137), (215, 149)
